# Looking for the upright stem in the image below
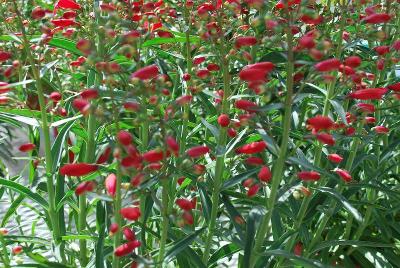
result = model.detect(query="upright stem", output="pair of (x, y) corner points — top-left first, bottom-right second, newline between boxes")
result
(158, 179), (170, 267)
(12, 0), (60, 245)
(0, 234), (10, 268)
(202, 35), (231, 264)
(250, 9), (294, 268)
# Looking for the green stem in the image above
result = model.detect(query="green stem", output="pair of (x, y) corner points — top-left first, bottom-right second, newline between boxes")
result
(250, 10), (294, 267)
(202, 42), (230, 264)
(158, 179), (170, 267)
(0, 235), (10, 268)
(11, 0), (60, 245)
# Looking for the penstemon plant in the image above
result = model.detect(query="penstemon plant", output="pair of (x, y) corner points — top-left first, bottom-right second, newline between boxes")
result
(0, 0), (400, 267)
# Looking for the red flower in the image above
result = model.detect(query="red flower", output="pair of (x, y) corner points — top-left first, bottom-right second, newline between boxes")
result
(186, 146), (210, 158)
(362, 13), (391, 24)
(258, 166), (272, 182)
(182, 211), (194, 225)
(307, 115), (334, 132)
(348, 88), (388, 100)
(51, 19), (77, 27)
(56, 0), (81, 10)
(247, 184), (260, 197)
(235, 36), (258, 48)
(239, 62), (274, 82)
(96, 147), (111, 164)
(120, 207), (141, 221)
(131, 64), (159, 80)
(356, 103), (375, 113)
(109, 223), (119, 235)
(335, 168), (352, 182)
(105, 173), (117, 197)
(166, 136), (179, 156)
(117, 131), (132, 146)
(344, 56), (361, 68)
(297, 171), (321, 181)
(235, 99), (259, 112)
(245, 157), (264, 166)
(60, 163), (98, 176)
(0, 51), (12, 62)
(387, 82), (400, 91)
(114, 241), (141, 257)
(72, 98), (90, 114)
(80, 89), (98, 99)
(143, 149), (164, 162)
(75, 181), (96, 195)
(294, 242), (303, 256)
(123, 228), (136, 241)
(0, 82), (10, 94)
(314, 59), (341, 72)
(217, 114), (230, 127)
(327, 154), (343, 164)
(315, 132), (335, 146)
(236, 141), (267, 154)
(374, 126), (389, 134)
(18, 143), (36, 152)
(12, 245), (23, 255)
(176, 198), (195, 211)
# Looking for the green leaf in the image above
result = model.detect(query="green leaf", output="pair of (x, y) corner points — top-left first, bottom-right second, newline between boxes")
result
(51, 120), (76, 172)
(311, 240), (393, 254)
(164, 227), (205, 264)
(47, 37), (83, 56)
(142, 36), (200, 47)
(1, 194), (24, 227)
(242, 207), (263, 268)
(261, 249), (332, 268)
(209, 243), (241, 266)
(314, 187), (363, 222)
(222, 168), (259, 190)
(0, 178), (48, 210)
(330, 99), (349, 126)
(4, 235), (49, 245)
(201, 117), (220, 140)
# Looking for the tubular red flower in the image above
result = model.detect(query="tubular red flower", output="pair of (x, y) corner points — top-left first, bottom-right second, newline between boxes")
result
(0, 51), (11, 62)
(348, 88), (388, 100)
(374, 126), (389, 134)
(182, 211), (194, 225)
(335, 168), (352, 182)
(72, 98), (90, 114)
(80, 89), (98, 99)
(114, 241), (141, 257)
(239, 62), (274, 82)
(75, 181), (96, 195)
(60, 163), (98, 176)
(51, 19), (77, 27)
(314, 58), (341, 72)
(297, 171), (321, 181)
(56, 0), (81, 10)
(0, 82), (10, 94)
(387, 82), (400, 91)
(176, 198), (194, 211)
(120, 207), (141, 221)
(105, 173), (117, 197)
(217, 114), (230, 127)
(247, 184), (260, 197)
(131, 64), (159, 80)
(327, 154), (343, 164)
(109, 223), (119, 235)
(186, 146), (210, 158)
(143, 149), (164, 162)
(315, 132), (335, 146)
(236, 141), (267, 154)
(362, 13), (391, 24)
(307, 115), (334, 132)
(96, 147), (111, 164)
(166, 136), (179, 156)
(117, 130), (132, 146)
(258, 166), (272, 182)
(18, 143), (36, 152)
(123, 227), (136, 241)
(356, 103), (375, 113)
(294, 242), (303, 256)
(12, 245), (23, 255)
(245, 157), (264, 166)
(344, 56), (361, 68)
(235, 99), (259, 112)
(235, 36), (258, 48)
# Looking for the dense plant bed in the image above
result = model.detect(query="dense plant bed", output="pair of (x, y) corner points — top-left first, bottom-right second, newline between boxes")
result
(0, 0), (400, 267)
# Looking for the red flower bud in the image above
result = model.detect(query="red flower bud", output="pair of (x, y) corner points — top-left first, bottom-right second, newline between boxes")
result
(166, 136), (179, 156)
(131, 64), (159, 80)
(143, 149), (164, 162)
(176, 198), (194, 211)
(335, 168), (352, 182)
(235, 99), (258, 112)
(258, 166), (272, 182)
(387, 82), (400, 91)
(120, 207), (141, 221)
(239, 62), (274, 82)
(294, 242), (303, 256)
(50, 91), (62, 102)
(365, 116), (376, 124)
(328, 154), (343, 164)
(247, 184), (260, 197)
(356, 103), (375, 113)
(56, 0), (81, 10)
(315, 132), (335, 146)
(123, 227), (136, 241)
(362, 13), (391, 24)
(117, 130), (132, 146)
(72, 98), (90, 114)
(307, 115), (334, 132)
(182, 211), (194, 225)
(114, 241), (141, 257)
(186, 146), (210, 158)
(0, 82), (11, 94)
(0, 52), (11, 62)
(314, 58), (341, 72)
(235, 36), (258, 48)
(105, 173), (117, 197)
(96, 147), (111, 164)
(109, 223), (119, 235)
(31, 7), (46, 20)
(75, 181), (96, 195)
(374, 126), (389, 134)
(297, 171), (321, 181)
(60, 163), (98, 176)
(18, 143), (36, 152)
(348, 88), (388, 100)
(236, 141), (267, 155)
(217, 114), (230, 127)
(12, 245), (23, 255)
(344, 56), (361, 68)
(245, 157), (264, 166)
(51, 19), (77, 27)
(80, 89), (98, 99)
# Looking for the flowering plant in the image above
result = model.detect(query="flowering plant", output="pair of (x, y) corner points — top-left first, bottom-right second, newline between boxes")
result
(0, 0), (399, 267)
